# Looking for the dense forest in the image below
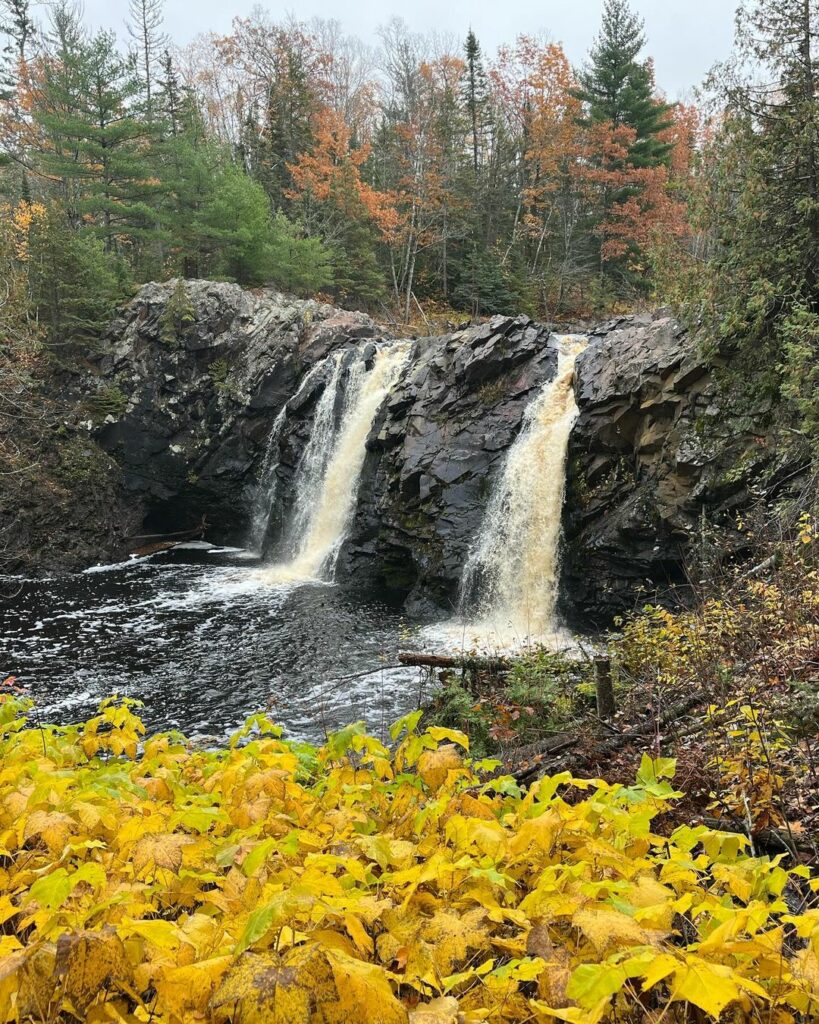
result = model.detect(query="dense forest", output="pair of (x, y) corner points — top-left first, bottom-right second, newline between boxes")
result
(0, 0), (816, 429)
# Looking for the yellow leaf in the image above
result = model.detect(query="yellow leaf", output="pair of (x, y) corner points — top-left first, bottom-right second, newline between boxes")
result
(155, 955), (231, 1019)
(573, 907), (659, 955)
(527, 922), (572, 1008)
(426, 728), (470, 751)
(54, 929), (132, 1013)
(668, 957), (742, 1017)
(23, 811), (76, 855)
(409, 995), (461, 1023)
(212, 945), (407, 1024)
(417, 745), (463, 792)
(131, 833), (193, 875)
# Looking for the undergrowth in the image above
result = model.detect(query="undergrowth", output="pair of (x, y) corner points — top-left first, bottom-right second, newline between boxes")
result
(424, 506), (819, 843)
(2, 694), (819, 1023)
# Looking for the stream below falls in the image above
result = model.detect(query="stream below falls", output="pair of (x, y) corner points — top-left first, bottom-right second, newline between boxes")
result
(0, 544), (431, 743)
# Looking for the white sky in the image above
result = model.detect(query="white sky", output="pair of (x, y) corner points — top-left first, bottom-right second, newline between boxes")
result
(37, 0), (738, 99)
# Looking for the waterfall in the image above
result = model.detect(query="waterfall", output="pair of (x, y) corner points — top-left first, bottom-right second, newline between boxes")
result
(459, 334), (587, 645)
(260, 342), (411, 585)
(246, 360), (330, 554)
(286, 352), (346, 550)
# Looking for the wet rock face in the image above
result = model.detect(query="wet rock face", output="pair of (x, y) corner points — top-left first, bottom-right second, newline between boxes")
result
(92, 284), (799, 625)
(92, 280), (381, 540)
(339, 318), (557, 611)
(560, 311), (793, 625)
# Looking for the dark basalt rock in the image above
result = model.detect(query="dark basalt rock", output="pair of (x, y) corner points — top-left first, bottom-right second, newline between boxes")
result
(87, 284), (806, 625)
(560, 311), (804, 626)
(90, 280), (383, 541)
(337, 317), (558, 610)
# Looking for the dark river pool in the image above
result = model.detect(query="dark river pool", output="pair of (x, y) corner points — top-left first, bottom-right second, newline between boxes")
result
(0, 544), (432, 743)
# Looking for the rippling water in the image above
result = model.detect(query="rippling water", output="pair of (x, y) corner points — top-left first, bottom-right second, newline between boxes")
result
(0, 544), (430, 743)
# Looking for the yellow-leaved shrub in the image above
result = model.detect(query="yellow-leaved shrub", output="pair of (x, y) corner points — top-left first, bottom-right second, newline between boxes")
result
(0, 697), (818, 1024)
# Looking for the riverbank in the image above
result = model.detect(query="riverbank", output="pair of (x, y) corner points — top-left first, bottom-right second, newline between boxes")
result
(422, 505), (819, 858)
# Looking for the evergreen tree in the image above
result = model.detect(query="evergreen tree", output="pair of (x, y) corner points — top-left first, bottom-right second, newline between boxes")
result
(0, 0), (34, 99)
(268, 212), (333, 296)
(247, 32), (316, 209)
(29, 7), (157, 255)
(155, 50), (182, 137)
(27, 204), (132, 345)
(683, 0), (819, 431)
(462, 30), (489, 177)
(452, 244), (516, 317)
(576, 0), (673, 168)
(330, 215), (385, 308)
(575, 0), (676, 290)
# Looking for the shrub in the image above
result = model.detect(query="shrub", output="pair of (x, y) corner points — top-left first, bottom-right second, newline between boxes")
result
(1, 696), (818, 1023)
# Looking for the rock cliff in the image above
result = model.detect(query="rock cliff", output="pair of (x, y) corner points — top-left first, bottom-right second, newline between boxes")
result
(81, 282), (804, 623)
(562, 311), (804, 624)
(92, 280), (380, 540)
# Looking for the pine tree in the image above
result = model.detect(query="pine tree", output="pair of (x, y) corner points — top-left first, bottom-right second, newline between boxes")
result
(250, 31), (316, 209)
(0, 0), (34, 99)
(576, 0), (673, 168)
(27, 203), (132, 345)
(452, 244), (516, 317)
(126, 0), (168, 119)
(462, 30), (489, 177)
(574, 0), (676, 292)
(28, 6), (156, 254)
(685, 0), (819, 431)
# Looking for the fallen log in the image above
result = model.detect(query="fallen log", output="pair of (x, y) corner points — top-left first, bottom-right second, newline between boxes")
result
(511, 691), (711, 786)
(128, 517), (207, 542)
(398, 651), (512, 672)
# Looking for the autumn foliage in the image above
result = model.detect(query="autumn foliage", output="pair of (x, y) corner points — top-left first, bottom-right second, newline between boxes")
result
(1, 693), (819, 1024)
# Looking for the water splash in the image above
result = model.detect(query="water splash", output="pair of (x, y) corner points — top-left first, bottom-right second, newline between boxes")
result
(458, 334), (587, 647)
(260, 342), (411, 585)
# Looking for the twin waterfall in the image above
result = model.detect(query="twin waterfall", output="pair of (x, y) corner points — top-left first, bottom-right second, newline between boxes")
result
(250, 333), (586, 647)
(459, 336), (586, 645)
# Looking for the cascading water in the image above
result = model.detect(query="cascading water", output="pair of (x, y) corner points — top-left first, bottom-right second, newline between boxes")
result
(246, 359), (330, 553)
(285, 352), (346, 550)
(458, 334), (587, 646)
(260, 342), (411, 585)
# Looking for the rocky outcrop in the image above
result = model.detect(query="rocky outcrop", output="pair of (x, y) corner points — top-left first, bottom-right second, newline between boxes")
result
(91, 280), (382, 540)
(561, 311), (805, 624)
(82, 283), (806, 625)
(339, 318), (557, 612)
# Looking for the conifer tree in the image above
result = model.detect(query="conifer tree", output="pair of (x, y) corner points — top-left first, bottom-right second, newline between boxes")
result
(574, 0), (676, 290)
(576, 0), (672, 168)
(126, 0), (168, 119)
(29, 7), (155, 252)
(462, 30), (489, 177)
(0, 0), (34, 99)
(685, 0), (819, 431)
(27, 203), (132, 345)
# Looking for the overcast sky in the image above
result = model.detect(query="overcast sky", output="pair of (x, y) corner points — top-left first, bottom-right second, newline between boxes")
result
(36, 0), (738, 99)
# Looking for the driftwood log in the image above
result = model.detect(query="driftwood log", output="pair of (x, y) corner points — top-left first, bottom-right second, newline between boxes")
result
(398, 652), (512, 673)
